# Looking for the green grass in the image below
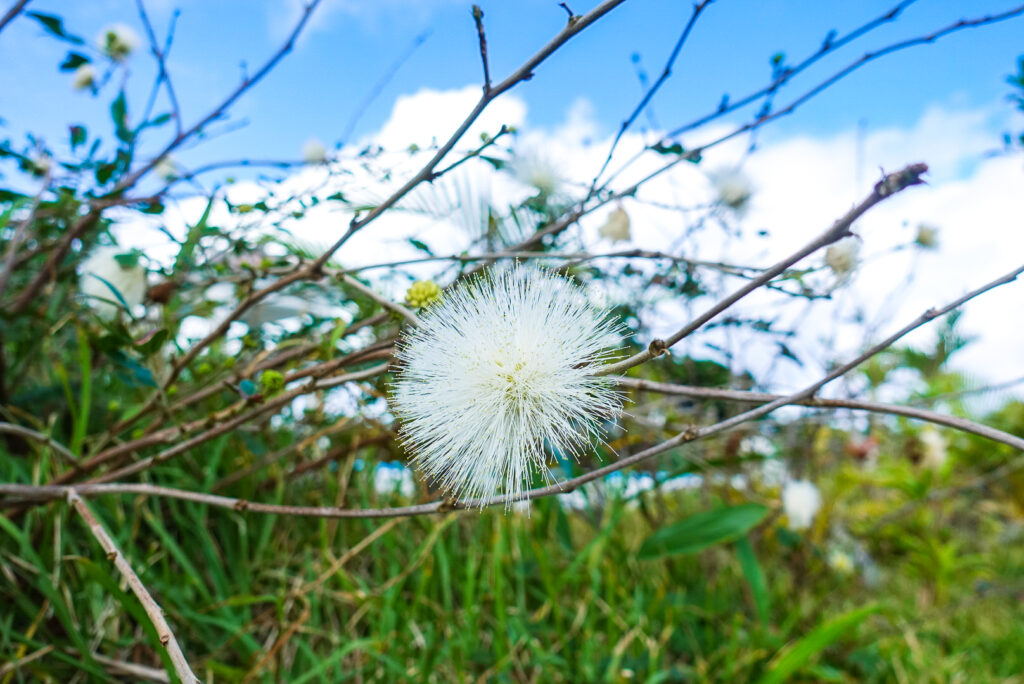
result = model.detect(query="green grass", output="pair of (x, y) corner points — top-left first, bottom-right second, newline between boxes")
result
(3, 445), (1024, 683)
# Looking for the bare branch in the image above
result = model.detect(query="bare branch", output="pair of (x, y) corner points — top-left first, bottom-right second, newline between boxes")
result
(615, 378), (1024, 452)
(339, 274), (421, 327)
(0, 167), (49, 299)
(0, 422), (77, 464)
(67, 489), (200, 683)
(0, 0), (30, 35)
(472, 5), (491, 91)
(596, 163), (928, 377)
(588, 0), (714, 190)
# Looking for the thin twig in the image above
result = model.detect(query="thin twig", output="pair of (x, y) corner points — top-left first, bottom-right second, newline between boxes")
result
(338, 274), (420, 327)
(0, 422), (77, 463)
(472, 5), (491, 90)
(615, 378), (1024, 451)
(0, 168), (49, 299)
(588, 0), (713, 190)
(67, 489), (200, 683)
(0, 0), (31, 35)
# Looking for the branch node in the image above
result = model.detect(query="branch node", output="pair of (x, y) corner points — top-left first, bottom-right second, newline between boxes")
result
(648, 339), (669, 358)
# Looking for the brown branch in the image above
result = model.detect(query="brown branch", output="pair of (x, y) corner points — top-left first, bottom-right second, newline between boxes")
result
(0, 168), (49, 299)
(339, 274), (420, 326)
(135, 0), (183, 137)
(0, 422), (77, 464)
(114, 0), (324, 193)
(588, 0), (714, 190)
(596, 163), (928, 376)
(0, 0), (30, 35)
(615, 378), (1024, 452)
(472, 5), (491, 91)
(67, 489), (200, 683)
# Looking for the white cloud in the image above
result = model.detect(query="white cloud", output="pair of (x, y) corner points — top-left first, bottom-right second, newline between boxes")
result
(118, 86), (1024, 402)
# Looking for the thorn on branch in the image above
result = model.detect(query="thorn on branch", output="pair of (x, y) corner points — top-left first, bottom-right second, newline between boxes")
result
(558, 2), (578, 24)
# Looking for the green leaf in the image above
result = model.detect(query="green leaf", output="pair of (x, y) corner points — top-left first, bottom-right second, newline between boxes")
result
(59, 51), (90, 71)
(652, 141), (685, 156)
(134, 328), (169, 357)
(27, 11), (84, 45)
(111, 90), (132, 143)
(638, 504), (768, 559)
(735, 536), (770, 625)
(756, 603), (882, 684)
(69, 124), (86, 150)
(408, 238), (433, 255)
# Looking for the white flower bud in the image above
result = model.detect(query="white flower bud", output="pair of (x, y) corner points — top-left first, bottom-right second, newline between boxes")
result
(72, 64), (96, 91)
(302, 138), (327, 164)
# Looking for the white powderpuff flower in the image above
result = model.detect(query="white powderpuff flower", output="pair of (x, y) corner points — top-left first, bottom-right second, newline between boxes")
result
(97, 24), (140, 62)
(302, 138), (327, 164)
(782, 479), (821, 531)
(72, 64), (96, 90)
(392, 265), (623, 507)
(824, 238), (860, 280)
(79, 246), (147, 318)
(598, 206), (631, 243)
(919, 429), (947, 471)
(710, 168), (753, 214)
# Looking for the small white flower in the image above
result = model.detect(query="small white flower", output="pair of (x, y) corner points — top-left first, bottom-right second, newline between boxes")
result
(782, 479), (821, 531)
(825, 238), (860, 280)
(919, 429), (947, 471)
(392, 265), (623, 507)
(710, 168), (753, 214)
(598, 206), (631, 243)
(302, 138), (327, 164)
(79, 246), (147, 318)
(72, 64), (96, 90)
(827, 549), (856, 575)
(154, 155), (180, 181)
(97, 24), (140, 62)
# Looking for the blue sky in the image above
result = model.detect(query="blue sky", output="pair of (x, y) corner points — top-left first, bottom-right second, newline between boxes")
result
(1, 0), (1022, 174)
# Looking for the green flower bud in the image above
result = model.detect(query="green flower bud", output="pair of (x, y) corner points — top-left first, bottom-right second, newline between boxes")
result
(405, 280), (442, 309)
(260, 370), (285, 396)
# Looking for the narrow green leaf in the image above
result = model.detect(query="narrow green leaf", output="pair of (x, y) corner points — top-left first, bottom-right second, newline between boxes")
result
(59, 51), (90, 71)
(638, 504), (768, 559)
(27, 11), (84, 45)
(735, 536), (770, 625)
(756, 603), (882, 684)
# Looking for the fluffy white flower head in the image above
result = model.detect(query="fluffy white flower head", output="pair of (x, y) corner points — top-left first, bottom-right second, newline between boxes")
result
(79, 246), (147, 318)
(97, 24), (140, 62)
(782, 479), (822, 531)
(392, 265), (622, 507)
